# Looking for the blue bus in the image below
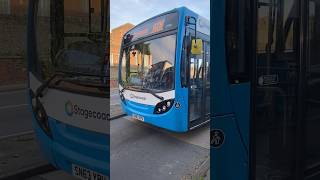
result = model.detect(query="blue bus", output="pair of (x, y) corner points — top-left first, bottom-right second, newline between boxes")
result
(211, 0), (320, 179)
(27, 0), (109, 179)
(118, 7), (210, 132)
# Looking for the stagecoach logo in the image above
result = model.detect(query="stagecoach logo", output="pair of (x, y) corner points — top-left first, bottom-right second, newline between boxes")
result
(130, 94), (146, 100)
(65, 101), (73, 116)
(211, 129), (225, 148)
(64, 101), (108, 121)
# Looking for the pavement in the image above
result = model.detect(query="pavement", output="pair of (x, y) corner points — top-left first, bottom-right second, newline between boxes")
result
(204, 170), (210, 180)
(0, 85), (75, 180)
(0, 87), (32, 137)
(0, 84), (27, 93)
(0, 133), (54, 180)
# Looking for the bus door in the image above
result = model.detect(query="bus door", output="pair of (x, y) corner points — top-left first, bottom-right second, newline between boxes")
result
(253, 0), (300, 179)
(204, 41), (210, 120)
(305, 0), (320, 179)
(213, 0), (320, 179)
(188, 31), (210, 129)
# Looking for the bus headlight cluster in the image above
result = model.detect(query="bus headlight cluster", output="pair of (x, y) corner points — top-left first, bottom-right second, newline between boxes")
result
(154, 99), (174, 114)
(30, 90), (52, 138)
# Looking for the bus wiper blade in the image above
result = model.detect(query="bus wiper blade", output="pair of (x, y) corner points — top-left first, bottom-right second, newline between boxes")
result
(120, 83), (128, 94)
(55, 78), (108, 89)
(140, 88), (164, 101)
(35, 73), (64, 98)
(55, 70), (108, 78)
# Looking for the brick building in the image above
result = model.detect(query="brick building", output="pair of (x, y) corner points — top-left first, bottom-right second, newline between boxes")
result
(0, 0), (28, 85)
(0, 0), (101, 16)
(0, 0), (103, 86)
(110, 23), (134, 66)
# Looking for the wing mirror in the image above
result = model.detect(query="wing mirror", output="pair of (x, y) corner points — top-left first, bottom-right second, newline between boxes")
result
(191, 39), (203, 55)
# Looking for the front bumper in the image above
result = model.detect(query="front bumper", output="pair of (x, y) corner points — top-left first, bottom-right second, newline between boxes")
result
(121, 100), (188, 132)
(32, 116), (109, 177)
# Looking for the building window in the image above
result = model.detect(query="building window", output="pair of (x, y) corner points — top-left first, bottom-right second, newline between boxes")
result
(0, 0), (10, 15)
(38, 0), (50, 17)
(110, 53), (114, 66)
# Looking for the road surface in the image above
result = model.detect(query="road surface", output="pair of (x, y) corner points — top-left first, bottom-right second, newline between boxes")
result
(110, 89), (210, 180)
(0, 88), (76, 180)
(0, 89), (32, 137)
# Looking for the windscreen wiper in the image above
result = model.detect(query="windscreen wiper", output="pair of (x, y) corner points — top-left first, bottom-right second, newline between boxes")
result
(55, 78), (108, 89)
(55, 70), (108, 78)
(55, 69), (110, 88)
(120, 84), (128, 94)
(141, 87), (164, 101)
(35, 72), (65, 98)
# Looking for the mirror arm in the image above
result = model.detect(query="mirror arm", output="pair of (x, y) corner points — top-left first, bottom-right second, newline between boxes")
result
(184, 16), (198, 88)
(188, 16), (197, 42)
(186, 34), (191, 88)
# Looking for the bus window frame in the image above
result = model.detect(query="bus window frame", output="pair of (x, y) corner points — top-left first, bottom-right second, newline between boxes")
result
(225, 0), (251, 84)
(32, 0), (109, 98)
(88, 0), (106, 34)
(118, 29), (178, 93)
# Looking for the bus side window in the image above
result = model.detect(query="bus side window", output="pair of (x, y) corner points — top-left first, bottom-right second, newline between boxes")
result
(226, 0), (250, 84)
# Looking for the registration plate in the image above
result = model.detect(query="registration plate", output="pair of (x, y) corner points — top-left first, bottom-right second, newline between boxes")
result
(72, 164), (108, 180)
(132, 114), (144, 121)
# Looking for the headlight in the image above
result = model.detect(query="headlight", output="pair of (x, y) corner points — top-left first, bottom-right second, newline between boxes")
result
(154, 99), (174, 114)
(119, 91), (126, 104)
(30, 90), (52, 138)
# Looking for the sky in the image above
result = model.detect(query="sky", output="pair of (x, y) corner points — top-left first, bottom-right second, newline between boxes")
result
(110, 0), (210, 30)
